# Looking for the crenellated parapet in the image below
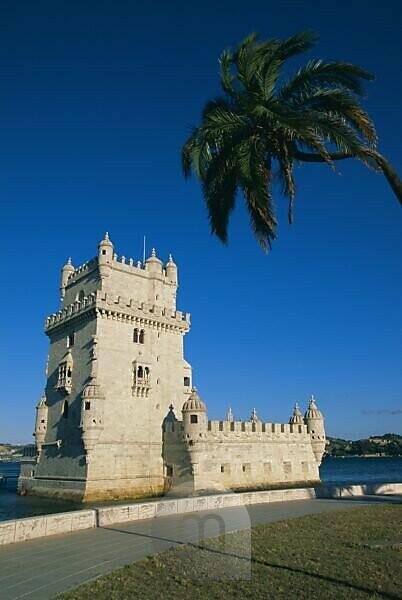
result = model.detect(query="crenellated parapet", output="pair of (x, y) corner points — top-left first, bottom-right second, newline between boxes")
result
(164, 419), (309, 439)
(45, 290), (191, 334)
(65, 257), (98, 285)
(206, 420), (309, 439)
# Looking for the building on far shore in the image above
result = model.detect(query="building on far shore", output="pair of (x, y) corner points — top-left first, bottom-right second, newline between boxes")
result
(19, 234), (326, 501)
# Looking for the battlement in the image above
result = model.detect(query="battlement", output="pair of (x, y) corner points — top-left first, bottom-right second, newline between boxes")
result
(65, 253), (176, 287)
(163, 419), (309, 438)
(66, 258), (98, 284)
(207, 420), (308, 437)
(46, 290), (191, 333)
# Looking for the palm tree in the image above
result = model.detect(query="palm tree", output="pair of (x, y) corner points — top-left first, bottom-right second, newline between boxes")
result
(182, 32), (402, 250)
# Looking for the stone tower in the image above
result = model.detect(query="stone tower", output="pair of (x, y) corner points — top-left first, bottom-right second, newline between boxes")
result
(304, 395), (326, 465)
(22, 234), (193, 501)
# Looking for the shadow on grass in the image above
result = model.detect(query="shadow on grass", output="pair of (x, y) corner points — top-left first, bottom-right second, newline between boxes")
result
(102, 526), (400, 600)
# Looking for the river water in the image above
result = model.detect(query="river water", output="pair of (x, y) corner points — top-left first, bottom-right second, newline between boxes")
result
(1, 456), (401, 522)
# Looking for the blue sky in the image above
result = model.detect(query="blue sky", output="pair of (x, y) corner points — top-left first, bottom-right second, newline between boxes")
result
(0, 0), (401, 443)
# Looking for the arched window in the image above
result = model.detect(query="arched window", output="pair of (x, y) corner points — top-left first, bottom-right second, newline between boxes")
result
(62, 400), (69, 419)
(133, 328), (139, 343)
(144, 367), (150, 381)
(137, 366), (143, 379)
(139, 329), (145, 344)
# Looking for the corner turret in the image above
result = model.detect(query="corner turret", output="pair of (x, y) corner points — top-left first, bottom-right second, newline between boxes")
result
(34, 393), (48, 458)
(289, 402), (304, 425)
(166, 254), (178, 285)
(145, 248), (163, 276)
(60, 258), (75, 302)
(98, 232), (113, 280)
(304, 395), (326, 465)
(182, 388), (207, 437)
(80, 336), (105, 462)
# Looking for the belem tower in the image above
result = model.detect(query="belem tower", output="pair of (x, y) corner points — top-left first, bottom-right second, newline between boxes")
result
(19, 234), (326, 501)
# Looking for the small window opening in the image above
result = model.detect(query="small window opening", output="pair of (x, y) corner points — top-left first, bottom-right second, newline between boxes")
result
(133, 328), (139, 343)
(102, 249), (106, 255)
(67, 333), (75, 348)
(85, 401), (91, 410)
(184, 377), (190, 387)
(221, 465), (225, 473)
(230, 422), (235, 431)
(139, 329), (145, 344)
(190, 414), (198, 424)
(242, 463), (250, 473)
(40, 419), (45, 424)
(219, 421), (223, 431)
(283, 461), (292, 475)
(62, 400), (69, 419)
(166, 465), (173, 477)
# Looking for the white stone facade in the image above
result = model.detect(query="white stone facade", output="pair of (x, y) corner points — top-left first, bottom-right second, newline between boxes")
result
(20, 234), (326, 502)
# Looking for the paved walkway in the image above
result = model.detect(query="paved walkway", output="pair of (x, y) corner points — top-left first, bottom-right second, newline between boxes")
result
(0, 498), (381, 600)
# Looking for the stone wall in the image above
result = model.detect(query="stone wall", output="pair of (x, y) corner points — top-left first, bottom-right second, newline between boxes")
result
(3, 483), (401, 547)
(164, 419), (320, 495)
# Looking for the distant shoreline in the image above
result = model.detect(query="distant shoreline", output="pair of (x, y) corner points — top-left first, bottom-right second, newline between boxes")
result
(324, 454), (402, 459)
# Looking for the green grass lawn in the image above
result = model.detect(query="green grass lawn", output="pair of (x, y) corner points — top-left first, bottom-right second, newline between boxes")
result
(60, 504), (402, 599)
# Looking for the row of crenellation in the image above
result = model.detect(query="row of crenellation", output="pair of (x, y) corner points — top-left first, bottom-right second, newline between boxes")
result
(46, 290), (190, 329)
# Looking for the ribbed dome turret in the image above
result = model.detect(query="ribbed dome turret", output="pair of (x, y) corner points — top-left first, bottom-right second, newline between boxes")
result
(82, 376), (104, 399)
(304, 395), (323, 420)
(289, 402), (304, 425)
(166, 254), (178, 284)
(62, 257), (75, 274)
(182, 388), (206, 413)
(60, 257), (75, 301)
(145, 248), (162, 265)
(145, 248), (163, 274)
(98, 232), (114, 249)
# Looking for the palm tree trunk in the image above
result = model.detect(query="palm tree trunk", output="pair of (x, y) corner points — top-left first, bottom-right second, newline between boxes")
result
(293, 149), (402, 207)
(366, 150), (402, 207)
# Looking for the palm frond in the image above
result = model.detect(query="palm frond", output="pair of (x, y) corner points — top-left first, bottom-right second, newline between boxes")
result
(181, 30), (390, 250)
(287, 88), (377, 144)
(280, 60), (374, 99)
(219, 50), (235, 97)
(272, 31), (317, 61)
